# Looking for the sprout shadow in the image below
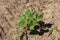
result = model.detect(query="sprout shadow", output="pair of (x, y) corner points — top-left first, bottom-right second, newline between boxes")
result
(29, 21), (53, 36)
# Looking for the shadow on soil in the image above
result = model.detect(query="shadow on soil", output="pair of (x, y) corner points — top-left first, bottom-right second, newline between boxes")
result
(20, 21), (53, 40)
(29, 21), (53, 36)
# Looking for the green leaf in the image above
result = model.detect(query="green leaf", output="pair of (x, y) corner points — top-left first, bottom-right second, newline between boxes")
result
(36, 14), (43, 19)
(29, 25), (34, 30)
(19, 20), (26, 28)
(25, 10), (31, 16)
(20, 15), (26, 21)
(29, 19), (37, 30)
(27, 17), (32, 24)
(32, 19), (37, 25)
(19, 15), (27, 28)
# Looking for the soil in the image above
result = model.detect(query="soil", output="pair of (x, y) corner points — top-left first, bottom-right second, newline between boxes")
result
(0, 0), (60, 40)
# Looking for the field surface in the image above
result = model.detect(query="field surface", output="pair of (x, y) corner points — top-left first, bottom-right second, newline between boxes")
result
(0, 0), (60, 40)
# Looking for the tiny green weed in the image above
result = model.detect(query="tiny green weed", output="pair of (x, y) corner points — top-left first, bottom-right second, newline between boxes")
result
(19, 9), (43, 30)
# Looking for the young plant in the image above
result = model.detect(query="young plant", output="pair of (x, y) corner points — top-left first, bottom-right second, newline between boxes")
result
(19, 10), (43, 40)
(19, 9), (43, 30)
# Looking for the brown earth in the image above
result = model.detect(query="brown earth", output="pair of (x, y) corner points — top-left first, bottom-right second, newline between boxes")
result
(0, 0), (60, 40)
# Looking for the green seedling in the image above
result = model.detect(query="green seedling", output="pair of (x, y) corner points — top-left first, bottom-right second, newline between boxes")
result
(19, 9), (43, 30)
(19, 10), (43, 40)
